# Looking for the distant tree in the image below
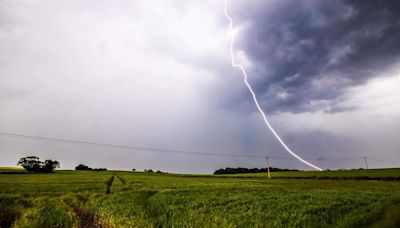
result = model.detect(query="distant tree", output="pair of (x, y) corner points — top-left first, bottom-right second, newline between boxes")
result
(17, 156), (42, 173)
(146, 169), (154, 173)
(75, 164), (92, 171)
(42, 160), (60, 173)
(93, 168), (107, 171)
(132, 169), (136, 172)
(75, 164), (107, 171)
(156, 170), (162, 173)
(17, 156), (59, 173)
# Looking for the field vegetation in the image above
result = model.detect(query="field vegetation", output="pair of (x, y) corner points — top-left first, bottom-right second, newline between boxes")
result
(1, 168), (400, 227)
(226, 168), (400, 180)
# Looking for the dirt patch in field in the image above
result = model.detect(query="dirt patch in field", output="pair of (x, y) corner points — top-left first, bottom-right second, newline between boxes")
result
(72, 205), (104, 228)
(0, 196), (31, 228)
(372, 199), (400, 228)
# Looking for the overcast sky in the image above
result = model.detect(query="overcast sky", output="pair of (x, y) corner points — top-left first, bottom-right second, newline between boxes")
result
(1, 0), (399, 173)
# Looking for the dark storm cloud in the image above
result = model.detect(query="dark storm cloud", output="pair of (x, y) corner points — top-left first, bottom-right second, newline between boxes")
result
(1, 0), (399, 172)
(234, 0), (400, 113)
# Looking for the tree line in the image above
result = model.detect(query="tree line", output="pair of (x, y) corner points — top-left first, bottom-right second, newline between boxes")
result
(213, 167), (298, 174)
(75, 164), (107, 171)
(17, 156), (108, 173)
(17, 156), (161, 173)
(17, 156), (298, 175)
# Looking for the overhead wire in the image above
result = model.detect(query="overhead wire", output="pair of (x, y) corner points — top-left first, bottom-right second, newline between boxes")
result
(1, 131), (399, 165)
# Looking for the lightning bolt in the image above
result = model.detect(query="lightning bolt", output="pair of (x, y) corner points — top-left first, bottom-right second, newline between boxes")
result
(224, 0), (322, 171)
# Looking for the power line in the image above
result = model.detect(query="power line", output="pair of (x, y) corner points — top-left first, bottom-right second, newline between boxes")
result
(309, 157), (365, 161)
(368, 157), (396, 164)
(0, 131), (267, 158)
(1, 131), (398, 164)
(0, 132), (313, 160)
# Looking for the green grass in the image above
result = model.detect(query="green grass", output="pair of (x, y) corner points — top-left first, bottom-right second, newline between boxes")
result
(0, 167), (26, 174)
(1, 169), (400, 227)
(222, 168), (400, 180)
(14, 198), (77, 228)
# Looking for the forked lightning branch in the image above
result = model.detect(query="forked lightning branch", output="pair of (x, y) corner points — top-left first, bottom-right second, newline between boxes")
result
(224, 0), (322, 171)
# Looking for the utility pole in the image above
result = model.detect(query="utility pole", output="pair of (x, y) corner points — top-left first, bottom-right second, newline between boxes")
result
(363, 156), (369, 170)
(266, 156), (271, 179)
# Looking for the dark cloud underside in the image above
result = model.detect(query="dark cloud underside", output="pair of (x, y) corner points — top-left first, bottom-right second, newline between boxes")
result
(236, 0), (400, 113)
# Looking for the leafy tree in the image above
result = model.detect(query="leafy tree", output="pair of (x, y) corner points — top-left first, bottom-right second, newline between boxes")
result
(17, 156), (43, 173)
(75, 164), (92, 171)
(42, 160), (60, 173)
(17, 156), (59, 173)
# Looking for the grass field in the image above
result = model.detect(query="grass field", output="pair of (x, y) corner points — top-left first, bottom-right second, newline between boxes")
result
(224, 168), (400, 180)
(1, 168), (400, 227)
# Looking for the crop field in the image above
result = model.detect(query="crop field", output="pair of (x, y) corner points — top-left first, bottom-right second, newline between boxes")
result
(1, 168), (400, 227)
(224, 168), (400, 180)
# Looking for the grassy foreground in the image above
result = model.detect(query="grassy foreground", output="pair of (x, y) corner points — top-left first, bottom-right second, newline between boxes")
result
(1, 168), (400, 227)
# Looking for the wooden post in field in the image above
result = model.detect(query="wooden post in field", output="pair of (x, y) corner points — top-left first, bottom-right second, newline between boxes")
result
(266, 156), (271, 179)
(363, 156), (369, 170)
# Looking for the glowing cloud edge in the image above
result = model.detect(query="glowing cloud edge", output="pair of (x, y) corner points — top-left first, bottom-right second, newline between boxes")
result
(224, 0), (323, 171)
